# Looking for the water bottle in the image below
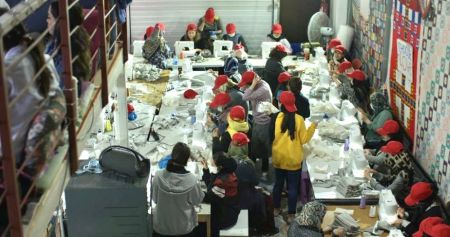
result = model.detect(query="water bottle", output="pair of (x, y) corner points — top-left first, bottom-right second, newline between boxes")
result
(344, 138), (350, 152)
(360, 194), (367, 209)
(172, 55), (179, 76)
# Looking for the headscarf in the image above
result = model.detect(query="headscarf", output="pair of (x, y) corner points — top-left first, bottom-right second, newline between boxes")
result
(297, 201), (327, 229)
(370, 92), (390, 117)
(383, 151), (413, 183)
(226, 114), (249, 137)
(142, 25), (164, 59)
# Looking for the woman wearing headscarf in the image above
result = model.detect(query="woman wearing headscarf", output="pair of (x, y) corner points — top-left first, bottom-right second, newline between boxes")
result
(202, 152), (240, 237)
(362, 92), (393, 149)
(364, 141), (414, 202)
(142, 24), (169, 69)
(288, 201), (345, 237)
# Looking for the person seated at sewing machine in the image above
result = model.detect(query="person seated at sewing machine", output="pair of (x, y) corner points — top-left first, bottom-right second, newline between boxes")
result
(364, 141), (414, 202)
(179, 23), (202, 50)
(264, 45), (288, 95)
(326, 38), (342, 63)
(413, 217), (450, 237)
(223, 44), (252, 83)
(152, 142), (205, 237)
(202, 152), (240, 237)
(394, 182), (444, 236)
(212, 105), (250, 154)
(223, 23), (248, 52)
(361, 92), (393, 149)
(337, 69), (370, 114)
(266, 23), (292, 54)
(328, 45), (347, 78)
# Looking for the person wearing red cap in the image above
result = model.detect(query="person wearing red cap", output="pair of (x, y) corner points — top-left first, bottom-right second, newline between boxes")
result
(267, 23), (292, 54)
(424, 223), (450, 237)
(352, 58), (363, 70)
(142, 24), (170, 69)
(329, 45), (347, 77)
(198, 7), (223, 52)
(288, 76), (310, 119)
(392, 182), (444, 236)
(240, 71), (273, 175)
(144, 26), (154, 40)
(337, 69), (370, 113)
(264, 45), (288, 95)
(413, 217), (445, 237)
(223, 23), (248, 52)
(270, 91), (317, 222)
(274, 71), (291, 106)
(232, 44), (252, 74)
(212, 105), (250, 154)
(326, 38), (342, 63)
(362, 92), (393, 149)
(364, 141), (414, 199)
(180, 23), (201, 49)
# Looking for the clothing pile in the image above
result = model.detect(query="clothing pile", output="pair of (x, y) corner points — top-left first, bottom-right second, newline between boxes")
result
(318, 118), (350, 141)
(332, 213), (360, 236)
(133, 63), (161, 81)
(336, 177), (362, 197)
(304, 137), (341, 160)
(310, 101), (340, 116)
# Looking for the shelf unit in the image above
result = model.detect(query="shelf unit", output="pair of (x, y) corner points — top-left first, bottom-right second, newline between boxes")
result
(0, 0), (128, 236)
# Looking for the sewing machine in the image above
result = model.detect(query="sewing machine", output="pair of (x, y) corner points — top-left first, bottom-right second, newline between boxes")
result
(261, 42), (281, 59)
(174, 41), (196, 58)
(378, 190), (399, 225)
(213, 40), (233, 58)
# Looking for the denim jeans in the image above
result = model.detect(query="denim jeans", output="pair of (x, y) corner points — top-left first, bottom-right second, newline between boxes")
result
(272, 168), (301, 214)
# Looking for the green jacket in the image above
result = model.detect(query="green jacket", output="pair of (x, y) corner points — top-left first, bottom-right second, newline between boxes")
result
(365, 109), (392, 143)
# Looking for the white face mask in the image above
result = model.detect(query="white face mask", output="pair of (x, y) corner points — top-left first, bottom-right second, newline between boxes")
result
(217, 106), (223, 112)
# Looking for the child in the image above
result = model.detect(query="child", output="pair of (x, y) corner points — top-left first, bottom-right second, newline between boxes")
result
(212, 106), (250, 154)
(202, 152), (240, 237)
(267, 23), (292, 54)
(223, 44), (252, 83)
(223, 23), (248, 52)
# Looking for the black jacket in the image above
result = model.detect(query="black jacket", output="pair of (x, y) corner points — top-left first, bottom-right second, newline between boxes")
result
(402, 203), (443, 236)
(264, 58), (285, 95)
(295, 93), (310, 119)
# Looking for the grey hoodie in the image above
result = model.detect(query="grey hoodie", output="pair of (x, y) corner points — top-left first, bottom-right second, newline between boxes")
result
(152, 169), (205, 235)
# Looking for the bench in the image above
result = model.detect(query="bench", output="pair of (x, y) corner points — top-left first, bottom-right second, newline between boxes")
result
(220, 210), (249, 237)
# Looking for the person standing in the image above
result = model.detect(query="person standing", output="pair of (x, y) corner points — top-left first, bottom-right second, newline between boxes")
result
(264, 45), (288, 95)
(238, 71), (273, 178)
(152, 143), (204, 237)
(288, 76), (310, 119)
(270, 91), (317, 223)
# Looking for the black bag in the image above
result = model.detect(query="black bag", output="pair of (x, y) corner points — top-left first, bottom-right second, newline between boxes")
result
(99, 145), (150, 178)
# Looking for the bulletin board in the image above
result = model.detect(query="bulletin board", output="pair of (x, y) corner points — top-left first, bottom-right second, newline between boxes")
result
(387, 0), (422, 140)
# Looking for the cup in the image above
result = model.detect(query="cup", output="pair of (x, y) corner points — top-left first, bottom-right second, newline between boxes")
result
(369, 205), (377, 218)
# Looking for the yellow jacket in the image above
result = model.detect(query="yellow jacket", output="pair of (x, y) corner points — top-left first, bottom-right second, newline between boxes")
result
(271, 113), (316, 171)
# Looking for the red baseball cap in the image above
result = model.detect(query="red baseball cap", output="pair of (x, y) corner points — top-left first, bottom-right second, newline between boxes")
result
(380, 141), (404, 155)
(183, 89), (198, 99)
(425, 224), (450, 237)
(275, 44), (287, 53)
(327, 38), (342, 49)
(352, 58), (362, 69)
(334, 45), (346, 53)
(272, 23), (282, 34)
(346, 70), (366, 81)
(278, 72), (292, 83)
(229, 106), (246, 121)
(209, 92), (231, 108)
(233, 44), (244, 51)
(186, 23), (197, 32)
(205, 7), (215, 22)
(226, 23), (236, 34)
(338, 61), (353, 74)
(413, 217), (444, 237)
(238, 71), (256, 88)
(232, 132), (250, 146)
(212, 75), (229, 90)
(127, 104), (135, 113)
(405, 182), (434, 207)
(377, 120), (400, 136)
(145, 26), (154, 39)
(279, 91), (297, 112)
(155, 22), (165, 31)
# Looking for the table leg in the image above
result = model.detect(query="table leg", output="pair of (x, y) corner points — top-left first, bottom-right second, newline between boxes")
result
(206, 216), (211, 237)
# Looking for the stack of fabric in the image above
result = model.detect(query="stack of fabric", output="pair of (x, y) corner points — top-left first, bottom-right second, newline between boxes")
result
(336, 177), (362, 197)
(332, 213), (360, 235)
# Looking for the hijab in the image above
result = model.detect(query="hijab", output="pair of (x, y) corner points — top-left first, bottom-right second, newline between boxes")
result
(226, 114), (250, 137)
(370, 92), (390, 117)
(142, 25), (165, 59)
(297, 201), (327, 229)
